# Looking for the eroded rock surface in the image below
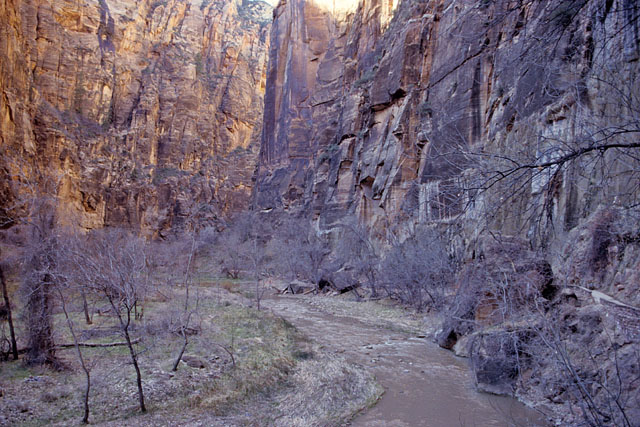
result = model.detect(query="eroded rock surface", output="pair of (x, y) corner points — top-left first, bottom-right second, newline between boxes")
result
(1, 0), (271, 235)
(255, 0), (640, 241)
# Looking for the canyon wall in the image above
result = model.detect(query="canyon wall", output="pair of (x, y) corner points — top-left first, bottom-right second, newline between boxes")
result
(255, 2), (640, 417)
(1, 0), (271, 235)
(255, 0), (639, 245)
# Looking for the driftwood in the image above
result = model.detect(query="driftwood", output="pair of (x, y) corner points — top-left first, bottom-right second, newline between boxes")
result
(279, 280), (316, 295)
(56, 337), (141, 349)
(277, 279), (360, 296)
(338, 283), (361, 294)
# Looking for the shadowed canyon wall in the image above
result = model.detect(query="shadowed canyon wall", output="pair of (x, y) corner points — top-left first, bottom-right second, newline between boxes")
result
(254, 0), (639, 250)
(1, 0), (271, 235)
(255, 4), (640, 417)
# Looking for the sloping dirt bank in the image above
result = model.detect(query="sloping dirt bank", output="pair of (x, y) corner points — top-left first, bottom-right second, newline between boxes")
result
(263, 294), (548, 426)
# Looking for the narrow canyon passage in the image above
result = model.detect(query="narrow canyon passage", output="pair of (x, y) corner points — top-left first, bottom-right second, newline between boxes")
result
(264, 295), (547, 427)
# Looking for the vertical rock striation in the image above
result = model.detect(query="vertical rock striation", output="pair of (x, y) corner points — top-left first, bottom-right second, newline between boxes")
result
(1, 0), (272, 235)
(254, 0), (398, 216)
(255, 0), (639, 243)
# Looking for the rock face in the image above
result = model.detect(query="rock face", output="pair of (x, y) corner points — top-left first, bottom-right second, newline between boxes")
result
(1, 0), (271, 235)
(255, 1), (640, 420)
(254, 0), (640, 241)
(254, 0), (398, 216)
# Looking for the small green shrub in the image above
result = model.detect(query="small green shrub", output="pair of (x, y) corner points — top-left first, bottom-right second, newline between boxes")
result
(194, 53), (204, 76)
(419, 101), (433, 116)
(152, 167), (184, 184)
(354, 69), (375, 88)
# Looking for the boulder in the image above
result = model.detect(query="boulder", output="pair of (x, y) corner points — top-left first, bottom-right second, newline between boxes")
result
(182, 355), (208, 369)
(453, 334), (473, 358)
(470, 332), (520, 396)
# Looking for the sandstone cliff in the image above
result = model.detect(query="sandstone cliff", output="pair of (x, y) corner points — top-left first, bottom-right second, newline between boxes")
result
(1, 0), (271, 235)
(255, 0), (639, 240)
(255, 0), (640, 294)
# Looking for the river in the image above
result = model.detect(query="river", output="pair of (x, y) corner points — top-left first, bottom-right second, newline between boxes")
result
(264, 294), (547, 427)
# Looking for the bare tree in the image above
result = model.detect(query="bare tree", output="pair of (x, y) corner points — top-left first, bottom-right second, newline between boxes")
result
(54, 277), (93, 423)
(242, 212), (273, 309)
(336, 218), (381, 297)
(215, 222), (246, 280)
(215, 211), (274, 308)
(438, 231), (639, 426)
(0, 252), (18, 360)
(269, 215), (308, 281)
(295, 222), (331, 292)
(163, 233), (202, 372)
(21, 196), (60, 366)
(423, 0), (640, 244)
(69, 228), (151, 413)
(0, 151), (67, 366)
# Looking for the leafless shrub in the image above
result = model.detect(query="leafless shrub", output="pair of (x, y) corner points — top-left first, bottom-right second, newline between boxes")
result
(519, 300), (640, 427)
(152, 232), (204, 371)
(295, 225), (331, 291)
(379, 227), (454, 311)
(214, 212), (274, 307)
(214, 221), (247, 280)
(269, 214), (331, 291)
(335, 218), (381, 297)
(442, 233), (638, 425)
(269, 215), (309, 281)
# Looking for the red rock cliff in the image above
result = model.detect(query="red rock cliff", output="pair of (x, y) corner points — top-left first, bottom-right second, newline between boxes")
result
(1, 0), (271, 235)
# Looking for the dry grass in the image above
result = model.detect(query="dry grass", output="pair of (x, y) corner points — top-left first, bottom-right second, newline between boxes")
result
(0, 284), (297, 425)
(0, 281), (382, 426)
(268, 354), (383, 426)
(218, 280), (236, 292)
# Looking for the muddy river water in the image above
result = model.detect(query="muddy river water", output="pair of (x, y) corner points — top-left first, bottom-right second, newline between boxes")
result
(264, 295), (547, 427)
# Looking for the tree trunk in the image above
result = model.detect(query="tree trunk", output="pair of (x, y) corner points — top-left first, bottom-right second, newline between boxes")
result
(183, 237), (196, 312)
(25, 274), (56, 366)
(82, 370), (91, 424)
(57, 288), (91, 424)
(81, 290), (92, 325)
(255, 278), (261, 310)
(0, 264), (18, 360)
(123, 312), (146, 413)
(172, 328), (188, 372)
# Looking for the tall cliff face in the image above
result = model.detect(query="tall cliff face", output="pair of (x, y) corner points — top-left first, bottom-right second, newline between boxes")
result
(1, 0), (271, 235)
(254, 0), (397, 212)
(255, 0), (639, 247)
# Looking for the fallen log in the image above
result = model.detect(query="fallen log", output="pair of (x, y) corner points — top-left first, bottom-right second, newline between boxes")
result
(56, 338), (141, 349)
(286, 280), (314, 294)
(339, 283), (361, 294)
